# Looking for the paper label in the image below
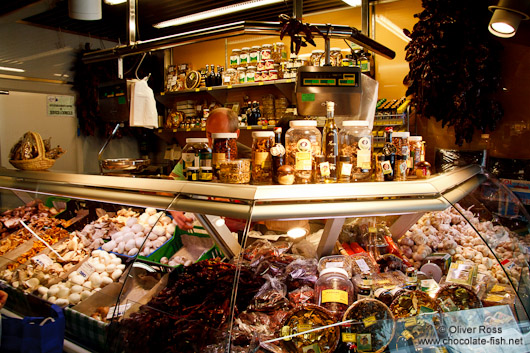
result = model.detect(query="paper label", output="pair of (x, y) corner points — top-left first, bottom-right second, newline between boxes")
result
(298, 324), (312, 333)
(281, 326), (291, 340)
(358, 136), (371, 150)
(341, 163), (353, 176)
(485, 294), (505, 303)
(32, 254), (53, 268)
(295, 152), (312, 170)
(230, 55), (239, 66)
(321, 289), (349, 305)
(363, 315), (377, 327)
(381, 160), (393, 175)
(212, 153), (226, 167)
(355, 259), (371, 273)
(319, 161), (331, 177)
(325, 261), (343, 269)
(490, 284), (505, 293)
(78, 261), (95, 279)
(357, 150), (371, 169)
(106, 303), (132, 319)
(253, 152), (270, 167)
(404, 317), (417, 327)
(342, 333), (356, 342)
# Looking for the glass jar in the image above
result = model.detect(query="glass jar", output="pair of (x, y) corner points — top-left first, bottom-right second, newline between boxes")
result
(277, 165), (295, 185)
(237, 67), (246, 84)
(338, 155), (353, 183)
(285, 120), (322, 184)
(339, 120), (372, 181)
(186, 167), (199, 181)
(415, 161), (431, 179)
(219, 159), (251, 184)
(251, 131), (274, 185)
(199, 166), (213, 181)
(230, 49), (241, 68)
(269, 69), (278, 80)
(315, 268), (354, 320)
(257, 60), (266, 71)
(264, 59), (275, 70)
(223, 68), (238, 85)
(254, 70), (263, 82)
(250, 46), (261, 64)
(261, 44), (272, 60)
(239, 47), (250, 67)
(310, 49), (324, 66)
(409, 136), (423, 175)
(181, 138), (210, 179)
(246, 66), (256, 83)
(212, 133), (238, 179)
(341, 58), (353, 67)
(273, 63), (282, 79)
(272, 42), (286, 63)
(330, 47), (342, 66)
(313, 155), (327, 183)
(261, 70), (269, 82)
(393, 132), (409, 181)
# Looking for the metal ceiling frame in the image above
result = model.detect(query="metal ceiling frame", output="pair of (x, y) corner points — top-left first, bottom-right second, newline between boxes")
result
(82, 20), (396, 63)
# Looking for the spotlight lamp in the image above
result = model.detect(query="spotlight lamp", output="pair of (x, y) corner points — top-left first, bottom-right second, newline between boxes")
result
(488, 0), (530, 38)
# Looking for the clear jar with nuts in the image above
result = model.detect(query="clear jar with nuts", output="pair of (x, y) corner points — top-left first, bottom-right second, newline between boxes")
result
(339, 120), (372, 181)
(251, 131), (274, 184)
(285, 120), (322, 184)
(212, 133), (238, 179)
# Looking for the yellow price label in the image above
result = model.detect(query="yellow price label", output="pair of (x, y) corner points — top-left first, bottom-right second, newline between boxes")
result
(157, 129), (162, 133)
(172, 129), (177, 133)
(201, 128), (205, 131)
(195, 88), (200, 92)
(246, 126), (252, 130)
(186, 128), (191, 132)
(485, 294), (505, 302)
(298, 324), (312, 333)
(160, 92), (165, 95)
(404, 317), (417, 327)
(262, 125), (267, 129)
(227, 85), (232, 89)
(363, 315), (377, 328)
(490, 285), (504, 293)
(286, 79), (292, 83)
(342, 333), (356, 342)
(259, 82), (264, 86)
(207, 87), (213, 91)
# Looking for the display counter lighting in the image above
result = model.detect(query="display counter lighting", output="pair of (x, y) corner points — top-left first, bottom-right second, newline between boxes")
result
(104, 0), (126, 4)
(287, 227), (307, 239)
(213, 216), (226, 227)
(0, 66), (25, 73)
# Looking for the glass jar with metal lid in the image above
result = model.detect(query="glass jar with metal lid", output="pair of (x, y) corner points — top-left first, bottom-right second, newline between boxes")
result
(181, 138), (210, 179)
(237, 67), (246, 84)
(239, 47), (250, 67)
(251, 131), (274, 185)
(223, 68), (238, 86)
(230, 49), (241, 68)
(315, 267), (354, 320)
(310, 49), (325, 66)
(246, 66), (256, 83)
(285, 120), (322, 184)
(330, 47), (343, 66)
(250, 46), (261, 64)
(261, 44), (273, 60)
(339, 120), (372, 181)
(212, 133), (238, 179)
(272, 42), (286, 63)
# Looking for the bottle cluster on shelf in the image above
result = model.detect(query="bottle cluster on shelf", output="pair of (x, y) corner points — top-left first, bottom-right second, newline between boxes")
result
(177, 100), (429, 184)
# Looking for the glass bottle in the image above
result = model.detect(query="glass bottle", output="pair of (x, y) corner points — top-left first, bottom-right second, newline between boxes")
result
(404, 267), (418, 291)
(271, 127), (286, 184)
(323, 101), (338, 183)
(381, 127), (397, 181)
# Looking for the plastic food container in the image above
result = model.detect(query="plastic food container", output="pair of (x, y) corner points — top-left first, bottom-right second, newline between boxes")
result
(285, 120), (321, 184)
(219, 159), (251, 184)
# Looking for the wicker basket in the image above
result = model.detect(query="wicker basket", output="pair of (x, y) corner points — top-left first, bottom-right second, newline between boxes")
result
(9, 131), (56, 171)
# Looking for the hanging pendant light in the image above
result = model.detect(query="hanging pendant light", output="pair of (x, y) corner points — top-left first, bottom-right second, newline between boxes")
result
(488, 0), (530, 38)
(68, 0), (102, 21)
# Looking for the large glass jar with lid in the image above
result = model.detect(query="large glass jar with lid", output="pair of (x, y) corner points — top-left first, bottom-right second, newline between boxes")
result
(285, 120), (322, 184)
(272, 42), (286, 63)
(339, 120), (372, 181)
(249, 46), (261, 64)
(212, 133), (238, 179)
(330, 47), (343, 66)
(180, 138), (210, 179)
(261, 44), (273, 61)
(237, 67), (246, 84)
(251, 131), (274, 185)
(310, 49), (325, 66)
(239, 47), (250, 67)
(315, 268), (354, 320)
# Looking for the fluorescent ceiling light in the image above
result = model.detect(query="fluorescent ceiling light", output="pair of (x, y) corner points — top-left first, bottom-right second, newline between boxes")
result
(375, 14), (411, 43)
(104, 0), (127, 4)
(0, 66), (25, 73)
(154, 0), (283, 29)
(342, 0), (362, 7)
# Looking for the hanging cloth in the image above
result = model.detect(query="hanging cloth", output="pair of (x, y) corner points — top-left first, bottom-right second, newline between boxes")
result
(129, 76), (158, 129)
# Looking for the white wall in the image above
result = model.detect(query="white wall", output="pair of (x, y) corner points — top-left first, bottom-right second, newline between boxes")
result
(0, 89), (139, 174)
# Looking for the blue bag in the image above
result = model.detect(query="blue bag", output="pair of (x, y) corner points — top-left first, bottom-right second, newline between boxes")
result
(1, 304), (65, 353)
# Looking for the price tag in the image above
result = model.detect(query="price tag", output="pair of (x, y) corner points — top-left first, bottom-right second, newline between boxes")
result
(157, 129), (162, 133)
(207, 87), (213, 91)
(106, 303), (132, 319)
(201, 128), (206, 131)
(342, 333), (356, 342)
(363, 315), (377, 328)
(78, 261), (95, 279)
(186, 128), (191, 132)
(485, 294), (505, 303)
(404, 317), (417, 327)
(259, 82), (264, 86)
(298, 324), (312, 332)
(32, 254), (53, 268)
(490, 284), (505, 293)
(160, 92), (165, 96)
(246, 126), (252, 130)
(172, 129), (177, 133)
(355, 259), (370, 273)
(227, 85), (232, 89)
(261, 125), (267, 129)
(286, 79), (292, 83)
(325, 261), (343, 269)
(419, 306), (435, 314)
(194, 88), (200, 92)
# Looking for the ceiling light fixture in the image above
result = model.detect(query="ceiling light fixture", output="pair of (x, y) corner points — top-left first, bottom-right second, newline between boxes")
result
(104, 0), (127, 4)
(375, 14), (411, 43)
(153, 0), (283, 29)
(68, 0), (102, 21)
(0, 66), (25, 73)
(341, 0), (362, 7)
(488, 0), (530, 38)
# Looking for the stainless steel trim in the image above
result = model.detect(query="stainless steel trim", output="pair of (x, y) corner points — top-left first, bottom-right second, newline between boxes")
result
(441, 174), (487, 205)
(195, 214), (242, 258)
(317, 218), (345, 257)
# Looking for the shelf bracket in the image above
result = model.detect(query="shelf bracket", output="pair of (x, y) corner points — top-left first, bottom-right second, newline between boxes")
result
(317, 218), (346, 257)
(195, 214), (241, 259)
(389, 212), (425, 241)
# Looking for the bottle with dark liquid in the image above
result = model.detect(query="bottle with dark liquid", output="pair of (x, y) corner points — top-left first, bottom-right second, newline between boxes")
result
(215, 66), (223, 86)
(204, 65), (211, 87)
(271, 127), (285, 183)
(382, 127), (397, 181)
(322, 101), (338, 182)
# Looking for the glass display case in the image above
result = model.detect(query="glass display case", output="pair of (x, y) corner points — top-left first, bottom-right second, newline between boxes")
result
(0, 165), (529, 353)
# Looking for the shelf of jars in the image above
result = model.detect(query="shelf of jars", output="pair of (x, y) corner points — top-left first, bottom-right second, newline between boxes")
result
(156, 78), (295, 107)
(155, 124), (276, 134)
